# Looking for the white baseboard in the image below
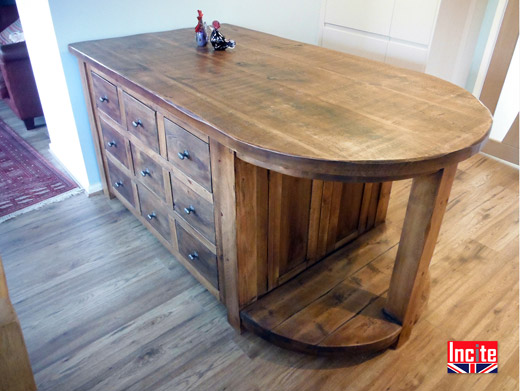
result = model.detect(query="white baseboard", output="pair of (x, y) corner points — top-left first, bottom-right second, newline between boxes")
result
(86, 182), (103, 196)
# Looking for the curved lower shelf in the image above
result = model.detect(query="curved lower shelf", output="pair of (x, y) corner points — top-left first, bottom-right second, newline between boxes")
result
(240, 225), (407, 355)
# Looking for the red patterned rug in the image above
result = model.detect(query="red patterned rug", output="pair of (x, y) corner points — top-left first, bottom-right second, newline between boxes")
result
(0, 118), (80, 222)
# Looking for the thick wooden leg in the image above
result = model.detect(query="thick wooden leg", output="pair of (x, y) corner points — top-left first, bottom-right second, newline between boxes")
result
(385, 164), (457, 347)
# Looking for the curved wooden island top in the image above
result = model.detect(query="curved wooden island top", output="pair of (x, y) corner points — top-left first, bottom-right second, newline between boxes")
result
(70, 25), (491, 182)
(70, 26), (492, 356)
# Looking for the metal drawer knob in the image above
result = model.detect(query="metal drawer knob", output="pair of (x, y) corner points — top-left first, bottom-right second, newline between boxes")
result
(177, 150), (190, 160)
(132, 119), (143, 128)
(183, 205), (195, 215)
(147, 212), (157, 220)
(99, 96), (109, 103)
(140, 168), (150, 177)
(188, 251), (198, 260)
(114, 181), (123, 188)
(107, 141), (117, 147)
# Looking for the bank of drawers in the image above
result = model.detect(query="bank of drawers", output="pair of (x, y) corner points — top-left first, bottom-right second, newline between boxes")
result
(92, 70), (218, 290)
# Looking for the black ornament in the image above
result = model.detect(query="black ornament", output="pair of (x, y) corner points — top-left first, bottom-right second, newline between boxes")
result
(210, 21), (236, 51)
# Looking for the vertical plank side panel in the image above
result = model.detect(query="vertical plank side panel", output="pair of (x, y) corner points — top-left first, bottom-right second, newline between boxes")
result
(235, 158), (268, 307)
(210, 139), (240, 330)
(255, 166), (269, 297)
(385, 164), (457, 346)
(358, 183), (373, 233)
(375, 181), (393, 225)
(326, 182), (344, 253)
(267, 171), (283, 290)
(316, 181), (335, 258)
(366, 182), (382, 230)
(79, 61), (110, 197)
(307, 180), (324, 264)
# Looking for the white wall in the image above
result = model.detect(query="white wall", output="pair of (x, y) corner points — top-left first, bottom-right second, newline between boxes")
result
(16, 0), (90, 190)
(16, 0), (322, 192)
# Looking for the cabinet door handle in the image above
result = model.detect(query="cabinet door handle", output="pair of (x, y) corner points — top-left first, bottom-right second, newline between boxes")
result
(183, 205), (195, 215)
(188, 251), (199, 260)
(107, 140), (117, 147)
(177, 150), (190, 160)
(140, 168), (150, 177)
(114, 181), (123, 188)
(147, 212), (157, 220)
(132, 119), (143, 128)
(99, 96), (109, 103)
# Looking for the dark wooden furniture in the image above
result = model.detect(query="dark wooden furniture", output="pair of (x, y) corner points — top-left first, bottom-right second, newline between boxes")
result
(0, 256), (37, 391)
(69, 25), (491, 355)
(0, 5), (43, 130)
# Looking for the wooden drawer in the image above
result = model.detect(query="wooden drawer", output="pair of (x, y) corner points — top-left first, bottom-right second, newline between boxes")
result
(123, 92), (159, 152)
(92, 72), (121, 123)
(175, 221), (218, 289)
(131, 143), (167, 201)
(100, 118), (129, 168)
(171, 174), (215, 244)
(165, 118), (212, 191)
(107, 159), (135, 207)
(137, 184), (171, 243)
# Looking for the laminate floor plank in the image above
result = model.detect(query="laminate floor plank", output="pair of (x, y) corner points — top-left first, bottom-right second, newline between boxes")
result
(0, 103), (517, 390)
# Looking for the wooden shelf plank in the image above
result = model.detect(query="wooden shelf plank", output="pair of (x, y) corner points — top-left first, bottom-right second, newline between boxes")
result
(240, 225), (403, 355)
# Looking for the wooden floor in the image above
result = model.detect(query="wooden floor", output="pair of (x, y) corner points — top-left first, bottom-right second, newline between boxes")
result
(0, 102), (518, 390)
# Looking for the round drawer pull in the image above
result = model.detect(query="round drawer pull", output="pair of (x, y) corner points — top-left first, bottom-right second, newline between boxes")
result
(147, 212), (157, 220)
(107, 140), (117, 147)
(99, 96), (109, 103)
(188, 251), (199, 260)
(140, 168), (150, 177)
(177, 150), (190, 160)
(183, 205), (195, 215)
(114, 181), (123, 188)
(132, 119), (143, 128)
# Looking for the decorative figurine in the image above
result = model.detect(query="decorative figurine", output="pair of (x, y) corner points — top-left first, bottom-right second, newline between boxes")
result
(210, 21), (236, 51)
(195, 10), (208, 47)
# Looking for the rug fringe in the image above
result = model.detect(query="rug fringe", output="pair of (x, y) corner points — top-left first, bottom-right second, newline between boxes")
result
(0, 188), (84, 224)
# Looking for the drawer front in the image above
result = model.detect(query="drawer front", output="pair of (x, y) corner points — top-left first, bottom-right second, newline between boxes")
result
(131, 143), (167, 201)
(137, 184), (171, 243)
(100, 118), (129, 168)
(107, 159), (135, 207)
(165, 118), (212, 191)
(175, 222), (218, 288)
(171, 174), (215, 244)
(92, 72), (121, 123)
(123, 92), (159, 152)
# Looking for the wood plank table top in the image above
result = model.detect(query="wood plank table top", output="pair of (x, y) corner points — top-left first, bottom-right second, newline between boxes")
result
(69, 25), (492, 181)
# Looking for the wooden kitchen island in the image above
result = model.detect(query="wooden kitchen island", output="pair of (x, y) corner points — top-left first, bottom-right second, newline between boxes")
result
(70, 25), (491, 355)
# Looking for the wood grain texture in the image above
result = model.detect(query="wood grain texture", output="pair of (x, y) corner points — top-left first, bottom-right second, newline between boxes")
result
(131, 143), (168, 201)
(80, 62), (111, 197)
(70, 26), (492, 181)
(164, 118), (212, 191)
(235, 158), (268, 307)
(210, 140), (240, 330)
(170, 173), (216, 244)
(100, 117), (130, 169)
(0, 257), (36, 391)
(123, 92), (159, 153)
(91, 71), (121, 124)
